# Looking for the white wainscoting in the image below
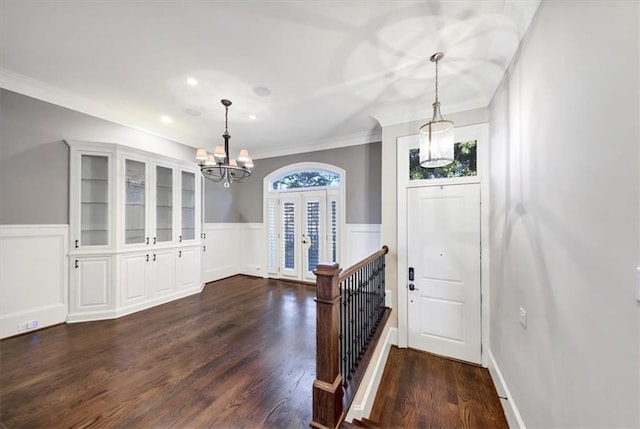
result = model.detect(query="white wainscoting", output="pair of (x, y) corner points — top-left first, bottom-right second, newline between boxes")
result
(202, 223), (382, 283)
(239, 223), (263, 277)
(0, 225), (69, 339)
(202, 223), (264, 283)
(344, 224), (382, 267)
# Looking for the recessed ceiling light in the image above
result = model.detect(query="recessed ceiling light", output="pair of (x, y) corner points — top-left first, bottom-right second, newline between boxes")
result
(160, 115), (173, 124)
(249, 114), (257, 120)
(253, 86), (271, 97)
(185, 108), (202, 117)
(186, 77), (198, 86)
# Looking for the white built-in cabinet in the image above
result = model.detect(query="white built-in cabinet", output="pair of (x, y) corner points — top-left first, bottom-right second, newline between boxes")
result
(66, 141), (203, 322)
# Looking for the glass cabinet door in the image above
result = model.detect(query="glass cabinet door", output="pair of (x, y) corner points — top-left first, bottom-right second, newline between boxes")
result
(155, 165), (173, 243)
(80, 155), (109, 246)
(125, 159), (146, 244)
(181, 171), (195, 241)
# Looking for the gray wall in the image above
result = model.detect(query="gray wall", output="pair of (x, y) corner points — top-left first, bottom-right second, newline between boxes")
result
(488, 1), (639, 427)
(0, 89), (196, 224)
(205, 142), (382, 224)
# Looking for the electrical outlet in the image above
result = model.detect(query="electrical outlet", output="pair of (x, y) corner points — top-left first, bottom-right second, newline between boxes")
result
(519, 307), (527, 329)
(27, 320), (39, 329)
(17, 322), (27, 331)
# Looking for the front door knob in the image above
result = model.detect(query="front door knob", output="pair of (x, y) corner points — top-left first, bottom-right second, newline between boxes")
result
(408, 283), (418, 291)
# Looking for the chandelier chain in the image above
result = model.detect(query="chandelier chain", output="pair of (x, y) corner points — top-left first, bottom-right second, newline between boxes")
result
(224, 104), (229, 135)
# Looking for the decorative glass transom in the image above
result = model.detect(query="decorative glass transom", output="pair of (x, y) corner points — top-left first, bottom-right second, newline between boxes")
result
(272, 170), (340, 191)
(409, 140), (477, 180)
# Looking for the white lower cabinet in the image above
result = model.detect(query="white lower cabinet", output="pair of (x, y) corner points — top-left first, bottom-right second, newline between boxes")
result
(68, 247), (200, 322)
(69, 256), (113, 321)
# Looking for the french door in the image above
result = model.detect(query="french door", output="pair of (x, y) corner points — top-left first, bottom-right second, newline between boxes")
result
(267, 190), (339, 282)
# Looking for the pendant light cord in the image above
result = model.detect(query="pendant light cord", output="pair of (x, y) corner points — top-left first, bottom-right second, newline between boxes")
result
(434, 58), (439, 104)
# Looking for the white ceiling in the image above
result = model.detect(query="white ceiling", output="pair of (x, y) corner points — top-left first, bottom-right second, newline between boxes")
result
(0, 0), (540, 158)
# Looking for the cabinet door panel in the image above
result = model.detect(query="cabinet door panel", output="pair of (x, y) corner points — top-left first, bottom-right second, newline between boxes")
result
(177, 248), (198, 289)
(121, 253), (149, 303)
(154, 250), (175, 294)
(180, 171), (196, 242)
(155, 165), (174, 243)
(124, 159), (148, 245)
(79, 154), (110, 247)
(76, 258), (110, 307)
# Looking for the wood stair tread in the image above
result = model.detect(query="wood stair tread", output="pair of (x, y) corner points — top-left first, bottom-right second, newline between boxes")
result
(344, 417), (380, 428)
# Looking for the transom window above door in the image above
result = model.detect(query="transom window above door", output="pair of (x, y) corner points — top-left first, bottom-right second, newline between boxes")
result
(409, 140), (477, 180)
(271, 169), (340, 191)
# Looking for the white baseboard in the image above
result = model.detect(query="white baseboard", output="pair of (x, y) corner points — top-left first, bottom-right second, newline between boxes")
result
(346, 326), (398, 422)
(488, 349), (526, 429)
(205, 265), (240, 282)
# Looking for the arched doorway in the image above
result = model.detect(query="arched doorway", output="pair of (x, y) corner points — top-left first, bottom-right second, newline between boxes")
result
(263, 163), (345, 282)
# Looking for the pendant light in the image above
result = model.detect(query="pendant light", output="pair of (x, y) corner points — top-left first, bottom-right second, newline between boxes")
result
(195, 99), (253, 188)
(419, 52), (454, 168)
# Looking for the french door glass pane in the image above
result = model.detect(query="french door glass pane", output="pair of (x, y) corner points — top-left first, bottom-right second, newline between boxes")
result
(80, 155), (108, 246)
(306, 201), (320, 272)
(282, 202), (295, 269)
(125, 159), (146, 244)
(330, 200), (338, 263)
(181, 171), (195, 240)
(156, 166), (173, 242)
(267, 201), (277, 270)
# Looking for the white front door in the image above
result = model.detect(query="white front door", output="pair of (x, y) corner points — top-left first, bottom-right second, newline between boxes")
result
(278, 191), (328, 282)
(407, 184), (481, 364)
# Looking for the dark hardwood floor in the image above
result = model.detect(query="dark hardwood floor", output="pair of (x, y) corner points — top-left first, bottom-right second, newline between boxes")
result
(2, 276), (507, 429)
(0, 276), (316, 429)
(369, 347), (508, 429)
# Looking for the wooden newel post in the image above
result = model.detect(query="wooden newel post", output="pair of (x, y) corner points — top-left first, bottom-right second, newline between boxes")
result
(311, 262), (343, 429)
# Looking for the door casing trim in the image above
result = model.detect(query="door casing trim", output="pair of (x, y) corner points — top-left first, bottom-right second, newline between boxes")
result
(396, 123), (490, 367)
(263, 162), (346, 280)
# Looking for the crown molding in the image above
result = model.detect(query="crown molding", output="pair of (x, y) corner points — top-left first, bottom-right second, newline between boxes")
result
(252, 128), (382, 160)
(0, 68), (201, 147)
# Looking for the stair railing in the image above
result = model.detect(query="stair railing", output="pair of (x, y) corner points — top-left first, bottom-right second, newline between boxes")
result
(311, 245), (389, 429)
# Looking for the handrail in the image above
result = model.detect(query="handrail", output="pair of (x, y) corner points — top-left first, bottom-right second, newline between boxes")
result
(338, 245), (389, 282)
(311, 246), (389, 429)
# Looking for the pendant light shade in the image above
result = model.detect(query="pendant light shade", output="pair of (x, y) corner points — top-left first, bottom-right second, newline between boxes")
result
(419, 52), (454, 168)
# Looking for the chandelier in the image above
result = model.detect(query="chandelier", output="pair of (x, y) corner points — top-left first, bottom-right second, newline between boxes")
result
(195, 99), (253, 187)
(419, 52), (454, 168)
